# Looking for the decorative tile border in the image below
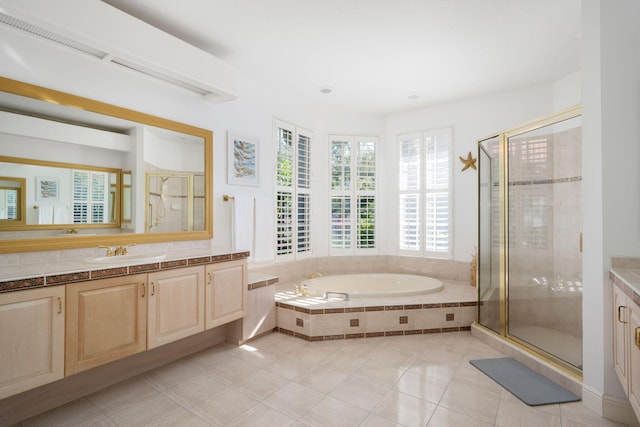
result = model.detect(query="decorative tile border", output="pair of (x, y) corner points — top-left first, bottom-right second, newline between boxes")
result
(275, 301), (477, 314)
(0, 251), (250, 294)
(248, 277), (278, 291)
(0, 276), (45, 292)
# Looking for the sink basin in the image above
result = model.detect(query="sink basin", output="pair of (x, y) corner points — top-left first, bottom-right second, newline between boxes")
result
(84, 253), (167, 265)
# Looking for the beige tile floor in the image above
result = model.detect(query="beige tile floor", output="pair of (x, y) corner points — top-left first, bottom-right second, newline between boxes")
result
(20, 331), (629, 427)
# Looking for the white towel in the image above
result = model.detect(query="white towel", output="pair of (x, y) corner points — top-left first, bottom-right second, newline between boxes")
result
(233, 196), (254, 253)
(53, 205), (69, 224)
(38, 205), (53, 224)
(253, 197), (273, 262)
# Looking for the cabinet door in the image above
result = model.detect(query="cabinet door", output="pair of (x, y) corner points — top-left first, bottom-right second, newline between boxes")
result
(66, 274), (147, 375)
(147, 266), (205, 349)
(629, 303), (640, 418)
(0, 286), (65, 399)
(205, 260), (247, 329)
(613, 284), (629, 394)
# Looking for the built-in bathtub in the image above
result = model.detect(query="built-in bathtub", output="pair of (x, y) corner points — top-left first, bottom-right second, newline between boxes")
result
(275, 273), (476, 341)
(299, 273), (444, 299)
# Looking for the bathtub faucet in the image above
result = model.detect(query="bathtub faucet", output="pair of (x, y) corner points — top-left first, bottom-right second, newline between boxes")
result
(293, 284), (309, 296)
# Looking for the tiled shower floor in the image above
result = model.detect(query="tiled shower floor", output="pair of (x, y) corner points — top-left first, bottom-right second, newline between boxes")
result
(19, 331), (626, 426)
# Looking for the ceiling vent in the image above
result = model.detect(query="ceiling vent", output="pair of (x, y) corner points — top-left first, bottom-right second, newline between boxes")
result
(0, 0), (237, 102)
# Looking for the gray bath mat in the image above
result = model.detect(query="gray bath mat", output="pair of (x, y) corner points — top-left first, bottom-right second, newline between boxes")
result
(469, 358), (580, 406)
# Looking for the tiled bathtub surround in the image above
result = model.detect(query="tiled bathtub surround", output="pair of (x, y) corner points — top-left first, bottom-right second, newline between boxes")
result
(275, 281), (477, 340)
(250, 255), (473, 288)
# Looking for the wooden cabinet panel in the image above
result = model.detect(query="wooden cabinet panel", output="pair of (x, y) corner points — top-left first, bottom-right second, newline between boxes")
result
(66, 274), (147, 375)
(629, 304), (640, 417)
(0, 286), (65, 399)
(205, 260), (247, 329)
(147, 266), (205, 349)
(614, 284), (629, 394)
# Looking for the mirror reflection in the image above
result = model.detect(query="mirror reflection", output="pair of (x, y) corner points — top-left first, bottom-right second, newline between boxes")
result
(0, 177), (25, 223)
(0, 76), (212, 253)
(0, 159), (119, 229)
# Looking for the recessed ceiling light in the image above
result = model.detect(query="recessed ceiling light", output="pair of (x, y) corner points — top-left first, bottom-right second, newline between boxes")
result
(408, 93), (420, 100)
(319, 86), (333, 94)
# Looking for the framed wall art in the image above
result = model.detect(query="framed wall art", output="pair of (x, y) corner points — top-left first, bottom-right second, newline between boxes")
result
(227, 131), (259, 186)
(36, 176), (59, 202)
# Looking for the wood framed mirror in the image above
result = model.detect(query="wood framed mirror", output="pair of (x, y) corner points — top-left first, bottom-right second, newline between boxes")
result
(0, 76), (212, 254)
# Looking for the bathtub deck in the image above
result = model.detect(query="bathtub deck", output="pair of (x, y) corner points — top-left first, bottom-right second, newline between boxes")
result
(275, 280), (477, 341)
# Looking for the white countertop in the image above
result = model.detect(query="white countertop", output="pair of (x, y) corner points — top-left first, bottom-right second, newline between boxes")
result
(611, 268), (640, 295)
(0, 248), (245, 282)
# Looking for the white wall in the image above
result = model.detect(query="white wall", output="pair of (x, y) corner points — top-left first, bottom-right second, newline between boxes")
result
(581, 0), (640, 413)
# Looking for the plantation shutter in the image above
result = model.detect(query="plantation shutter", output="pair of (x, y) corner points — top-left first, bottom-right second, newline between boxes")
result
(398, 128), (452, 257)
(275, 119), (312, 259)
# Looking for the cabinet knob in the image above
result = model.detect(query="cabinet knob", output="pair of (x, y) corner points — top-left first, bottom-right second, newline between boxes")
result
(151, 283), (155, 296)
(57, 297), (62, 314)
(141, 283), (146, 298)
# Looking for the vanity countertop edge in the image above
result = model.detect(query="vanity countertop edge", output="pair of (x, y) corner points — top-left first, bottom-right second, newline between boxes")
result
(610, 269), (640, 305)
(0, 249), (251, 293)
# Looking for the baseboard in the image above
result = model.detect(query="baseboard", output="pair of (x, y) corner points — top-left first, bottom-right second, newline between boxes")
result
(603, 393), (639, 426)
(582, 384), (639, 426)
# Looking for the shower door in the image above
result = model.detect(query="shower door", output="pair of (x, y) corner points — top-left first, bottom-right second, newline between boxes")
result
(477, 135), (502, 334)
(477, 106), (583, 373)
(506, 113), (582, 370)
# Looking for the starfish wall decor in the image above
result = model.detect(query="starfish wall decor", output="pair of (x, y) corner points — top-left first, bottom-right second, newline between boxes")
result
(459, 151), (477, 171)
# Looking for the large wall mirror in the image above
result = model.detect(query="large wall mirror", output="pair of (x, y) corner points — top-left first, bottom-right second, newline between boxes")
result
(0, 77), (212, 254)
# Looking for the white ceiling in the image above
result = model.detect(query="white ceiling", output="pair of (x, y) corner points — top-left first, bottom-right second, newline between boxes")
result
(102, 0), (581, 116)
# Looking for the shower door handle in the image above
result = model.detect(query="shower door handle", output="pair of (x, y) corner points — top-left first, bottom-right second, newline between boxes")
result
(618, 306), (628, 324)
(579, 232), (583, 253)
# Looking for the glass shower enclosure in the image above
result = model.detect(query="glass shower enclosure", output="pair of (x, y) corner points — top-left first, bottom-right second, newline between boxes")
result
(477, 106), (583, 374)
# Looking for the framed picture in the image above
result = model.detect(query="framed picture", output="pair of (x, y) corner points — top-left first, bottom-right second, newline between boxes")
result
(36, 176), (59, 202)
(227, 131), (259, 186)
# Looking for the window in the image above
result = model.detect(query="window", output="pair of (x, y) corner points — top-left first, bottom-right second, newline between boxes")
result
(275, 119), (312, 260)
(398, 128), (452, 258)
(330, 135), (377, 253)
(72, 170), (109, 224)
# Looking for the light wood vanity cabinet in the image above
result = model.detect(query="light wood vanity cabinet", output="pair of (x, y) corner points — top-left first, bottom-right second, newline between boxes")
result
(65, 274), (147, 375)
(0, 286), (65, 400)
(612, 282), (640, 419)
(205, 260), (248, 329)
(147, 266), (205, 349)
(0, 256), (248, 403)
